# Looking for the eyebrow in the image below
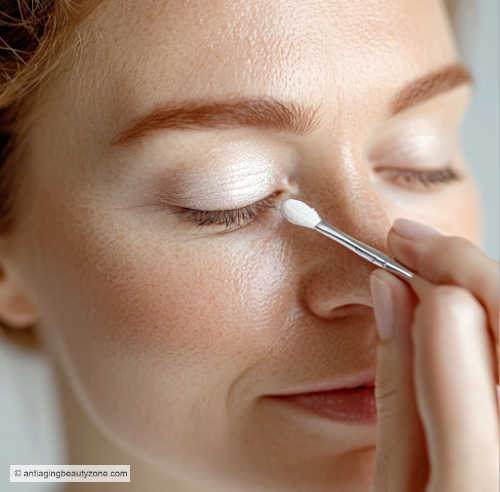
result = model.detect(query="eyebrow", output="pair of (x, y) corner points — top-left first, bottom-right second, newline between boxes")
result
(111, 62), (474, 147)
(389, 62), (473, 115)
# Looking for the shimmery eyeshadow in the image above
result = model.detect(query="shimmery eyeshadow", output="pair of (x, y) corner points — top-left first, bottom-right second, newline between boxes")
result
(153, 144), (281, 210)
(368, 119), (458, 167)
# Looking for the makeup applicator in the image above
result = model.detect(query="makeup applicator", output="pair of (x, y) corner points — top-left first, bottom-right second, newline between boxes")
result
(282, 199), (415, 280)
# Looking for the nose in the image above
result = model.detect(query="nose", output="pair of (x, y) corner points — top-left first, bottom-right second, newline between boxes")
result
(287, 161), (393, 321)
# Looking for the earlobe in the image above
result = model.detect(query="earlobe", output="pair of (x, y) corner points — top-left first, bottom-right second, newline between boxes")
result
(0, 266), (40, 329)
(0, 294), (40, 328)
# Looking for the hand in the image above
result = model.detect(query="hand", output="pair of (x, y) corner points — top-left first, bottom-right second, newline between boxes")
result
(369, 218), (499, 492)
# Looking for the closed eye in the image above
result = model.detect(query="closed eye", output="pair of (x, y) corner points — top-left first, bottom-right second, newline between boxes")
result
(171, 190), (283, 231)
(169, 166), (462, 231)
(376, 165), (462, 190)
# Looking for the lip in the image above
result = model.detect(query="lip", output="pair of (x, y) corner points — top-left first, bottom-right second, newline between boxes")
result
(268, 370), (376, 396)
(269, 387), (377, 423)
(265, 371), (377, 424)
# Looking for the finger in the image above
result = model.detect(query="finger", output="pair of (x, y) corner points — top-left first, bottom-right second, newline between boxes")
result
(387, 218), (500, 387)
(412, 285), (499, 491)
(369, 268), (429, 492)
(388, 218), (499, 350)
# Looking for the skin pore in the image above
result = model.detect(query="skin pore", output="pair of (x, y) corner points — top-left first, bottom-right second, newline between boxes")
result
(0, 0), (482, 491)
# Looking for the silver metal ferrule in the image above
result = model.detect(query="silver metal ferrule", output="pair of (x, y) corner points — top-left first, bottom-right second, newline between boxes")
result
(314, 220), (415, 280)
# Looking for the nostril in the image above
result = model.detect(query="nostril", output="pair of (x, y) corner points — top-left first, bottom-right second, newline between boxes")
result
(331, 304), (370, 320)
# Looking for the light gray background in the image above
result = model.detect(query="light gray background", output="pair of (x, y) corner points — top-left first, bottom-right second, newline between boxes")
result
(459, 0), (499, 260)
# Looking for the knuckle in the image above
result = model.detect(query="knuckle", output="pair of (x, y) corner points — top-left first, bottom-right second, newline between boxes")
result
(429, 235), (474, 260)
(444, 235), (475, 251)
(415, 285), (484, 326)
(447, 234), (475, 248)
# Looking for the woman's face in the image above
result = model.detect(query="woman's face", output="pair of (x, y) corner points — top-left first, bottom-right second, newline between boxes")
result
(3, 0), (481, 490)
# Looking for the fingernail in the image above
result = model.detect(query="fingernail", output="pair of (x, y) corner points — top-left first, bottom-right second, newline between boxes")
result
(392, 218), (441, 240)
(370, 273), (394, 342)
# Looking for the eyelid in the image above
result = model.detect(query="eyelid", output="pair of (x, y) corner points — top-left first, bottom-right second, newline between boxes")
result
(169, 165), (462, 231)
(369, 135), (459, 170)
(366, 114), (461, 168)
(172, 190), (284, 230)
(376, 165), (463, 192)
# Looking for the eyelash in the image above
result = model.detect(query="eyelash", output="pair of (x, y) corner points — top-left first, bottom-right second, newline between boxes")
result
(173, 190), (283, 231)
(174, 166), (462, 230)
(376, 165), (461, 189)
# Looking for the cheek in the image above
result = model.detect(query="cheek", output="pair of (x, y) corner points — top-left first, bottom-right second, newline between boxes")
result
(82, 228), (293, 362)
(31, 201), (291, 357)
(24, 196), (293, 461)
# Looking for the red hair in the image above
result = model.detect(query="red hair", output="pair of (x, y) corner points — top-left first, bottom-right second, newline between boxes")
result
(0, 1), (100, 235)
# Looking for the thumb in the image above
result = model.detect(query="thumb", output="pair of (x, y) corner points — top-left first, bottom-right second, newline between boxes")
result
(369, 268), (429, 492)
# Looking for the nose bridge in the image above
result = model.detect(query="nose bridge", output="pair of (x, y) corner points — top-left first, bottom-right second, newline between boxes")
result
(296, 136), (392, 252)
(288, 141), (394, 319)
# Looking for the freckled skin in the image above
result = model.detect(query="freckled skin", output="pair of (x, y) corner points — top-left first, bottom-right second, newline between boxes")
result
(0, 0), (481, 491)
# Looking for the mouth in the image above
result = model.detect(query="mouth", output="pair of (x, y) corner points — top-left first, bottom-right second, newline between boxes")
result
(265, 373), (377, 424)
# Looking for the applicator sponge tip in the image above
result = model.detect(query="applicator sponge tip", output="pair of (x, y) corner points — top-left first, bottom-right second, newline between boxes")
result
(282, 199), (321, 229)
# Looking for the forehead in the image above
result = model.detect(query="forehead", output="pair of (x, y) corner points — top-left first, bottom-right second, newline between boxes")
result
(45, 0), (457, 148)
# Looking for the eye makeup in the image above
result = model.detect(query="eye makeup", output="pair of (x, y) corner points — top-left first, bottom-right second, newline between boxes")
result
(156, 158), (279, 211)
(367, 117), (459, 168)
(375, 166), (462, 191)
(172, 190), (284, 230)
(365, 112), (465, 193)
(146, 138), (299, 211)
(139, 104), (466, 233)
(172, 165), (463, 231)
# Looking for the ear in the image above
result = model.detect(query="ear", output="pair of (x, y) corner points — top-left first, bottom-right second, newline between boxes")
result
(0, 263), (40, 328)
